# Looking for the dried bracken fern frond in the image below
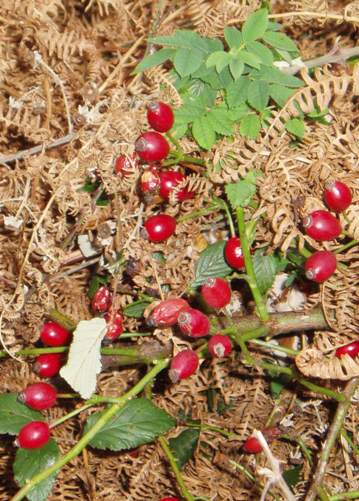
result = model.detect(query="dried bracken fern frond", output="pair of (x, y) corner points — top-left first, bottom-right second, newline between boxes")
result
(296, 344), (359, 380)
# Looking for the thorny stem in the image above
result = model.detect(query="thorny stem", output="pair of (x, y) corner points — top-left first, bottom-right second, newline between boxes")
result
(249, 339), (299, 357)
(236, 208), (269, 322)
(159, 436), (195, 501)
(305, 377), (359, 501)
(11, 359), (169, 501)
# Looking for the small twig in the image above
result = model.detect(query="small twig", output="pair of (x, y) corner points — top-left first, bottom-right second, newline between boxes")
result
(284, 46), (359, 76)
(267, 10), (359, 25)
(305, 377), (359, 501)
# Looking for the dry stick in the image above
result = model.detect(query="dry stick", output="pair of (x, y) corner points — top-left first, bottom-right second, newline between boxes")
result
(284, 46), (359, 76)
(268, 10), (359, 25)
(305, 377), (359, 501)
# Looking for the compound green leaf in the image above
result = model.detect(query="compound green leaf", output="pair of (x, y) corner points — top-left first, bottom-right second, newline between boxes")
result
(0, 394), (43, 435)
(225, 176), (257, 209)
(224, 27), (243, 49)
(134, 48), (175, 74)
(247, 80), (270, 111)
(123, 300), (151, 318)
(207, 108), (233, 135)
(237, 49), (261, 69)
(252, 250), (288, 294)
(242, 8), (268, 42)
(226, 77), (250, 108)
(285, 118), (305, 139)
(14, 439), (59, 501)
(246, 41), (274, 65)
(149, 30), (209, 52)
(86, 398), (175, 451)
(229, 57), (244, 80)
(174, 48), (204, 77)
(240, 114), (261, 140)
(263, 31), (298, 53)
(269, 83), (296, 107)
(192, 241), (232, 288)
(192, 116), (216, 149)
(254, 66), (303, 87)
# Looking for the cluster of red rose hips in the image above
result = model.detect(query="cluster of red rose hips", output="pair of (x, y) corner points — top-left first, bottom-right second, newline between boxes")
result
(302, 180), (352, 283)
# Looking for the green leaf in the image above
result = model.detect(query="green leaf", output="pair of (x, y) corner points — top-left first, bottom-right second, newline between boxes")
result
(192, 116), (216, 149)
(77, 177), (100, 193)
(239, 114), (261, 140)
(237, 49), (261, 69)
(206, 51), (231, 73)
(169, 429), (200, 469)
(285, 118), (305, 139)
(225, 175), (257, 209)
(88, 274), (108, 299)
(134, 48), (175, 74)
(217, 66), (234, 87)
(226, 77), (250, 108)
(269, 83), (296, 107)
(123, 300), (151, 318)
(0, 394), (43, 435)
(270, 374), (292, 399)
(86, 398), (175, 451)
(245, 41), (274, 65)
(174, 48), (203, 77)
(283, 465), (302, 488)
(254, 66), (303, 87)
(227, 103), (250, 121)
(247, 80), (269, 111)
(149, 30), (209, 52)
(252, 250), (288, 294)
(14, 439), (60, 501)
(192, 241), (232, 288)
(224, 27), (243, 49)
(229, 57), (244, 80)
(206, 108), (233, 136)
(242, 8), (268, 42)
(263, 31), (298, 53)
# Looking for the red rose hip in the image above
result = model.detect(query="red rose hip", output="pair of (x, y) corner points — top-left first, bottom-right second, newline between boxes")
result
(201, 277), (231, 309)
(324, 180), (352, 212)
(304, 250), (336, 283)
(135, 131), (170, 163)
(16, 421), (50, 449)
(147, 101), (174, 133)
(160, 498), (180, 501)
(140, 166), (160, 195)
(243, 436), (262, 454)
(159, 170), (194, 202)
(302, 210), (341, 241)
(208, 334), (232, 358)
(114, 154), (136, 177)
(40, 321), (71, 347)
(19, 382), (57, 410)
(91, 285), (112, 313)
(34, 353), (63, 377)
(224, 237), (245, 269)
(104, 311), (124, 341)
(143, 214), (176, 242)
(169, 349), (199, 383)
(335, 341), (359, 358)
(178, 307), (210, 338)
(147, 298), (189, 328)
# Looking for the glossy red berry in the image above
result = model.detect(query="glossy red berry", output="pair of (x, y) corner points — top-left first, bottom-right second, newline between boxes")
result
(135, 131), (170, 163)
(201, 277), (231, 309)
(143, 214), (176, 242)
(304, 250), (336, 283)
(147, 101), (174, 133)
(169, 349), (199, 383)
(34, 353), (63, 378)
(208, 334), (232, 358)
(159, 170), (194, 202)
(104, 311), (124, 341)
(91, 286), (112, 313)
(324, 180), (352, 212)
(224, 237), (245, 269)
(16, 421), (50, 449)
(114, 154), (136, 177)
(178, 307), (210, 338)
(40, 321), (71, 347)
(302, 210), (341, 241)
(335, 341), (359, 358)
(19, 382), (57, 410)
(140, 166), (161, 195)
(243, 436), (262, 454)
(147, 298), (189, 328)
(160, 498), (180, 501)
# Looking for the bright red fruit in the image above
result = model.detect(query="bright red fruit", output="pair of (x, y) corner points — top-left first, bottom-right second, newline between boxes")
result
(147, 298), (189, 328)
(304, 250), (336, 283)
(243, 436), (262, 454)
(104, 311), (124, 341)
(159, 170), (194, 202)
(335, 341), (359, 358)
(91, 286), (112, 313)
(169, 349), (199, 383)
(114, 154), (136, 177)
(224, 237), (245, 269)
(201, 277), (231, 309)
(34, 353), (63, 378)
(17, 421), (50, 449)
(208, 334), (232, 358)
(160, 498), (180, 501)
(147, 101), (174, 133)
(324, 180), (352, 212)
(140, 166), (161, 195)
(19, 382), (57, 410)
(178, 307), (210, 338)
(40, 321), (71, 347)
(302, 210), (341, 241)
(143, 214), (176, 242)
(135, 131), (170, 163)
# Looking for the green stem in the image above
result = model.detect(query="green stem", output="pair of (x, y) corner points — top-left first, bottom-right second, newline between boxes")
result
(249, 339), (299, 356)
(11, 359), (169, 501)
(181, 154), (206, 166)
(330, 491), (359, 500)
(159, 436), (195, 501)
(178, 207), (219, 223)
(334, 239), (358, 254)
(166, 131), (183, 152)
(0, 345), (149, 360)
(240, 326), (269, 342)
(236, 207), (269, 322)
(50, 403), (93, 428)
(228, 460), (257, 483)
(340, 428), (359, 456)
(280, 434), (313, 465)
(220, 199), (235, 237)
